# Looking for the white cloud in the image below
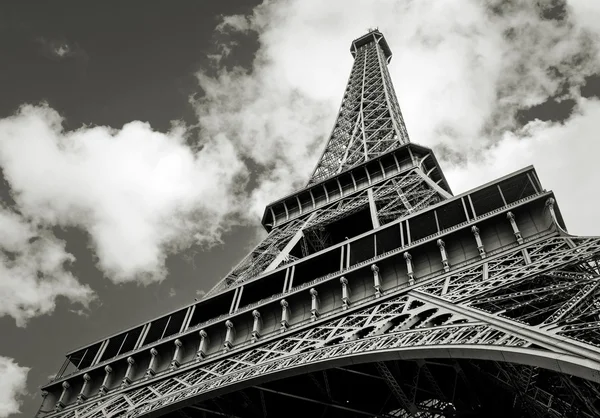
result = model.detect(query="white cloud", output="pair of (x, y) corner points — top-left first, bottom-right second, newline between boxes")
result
(446, 98), (600, 236)
(0, 206), (95, 327)
(54, 44), (70, 58)
(0, 356), (29, 418)
(36, 38), (83, 60)
(198, 0), (600, 234)
(0, 105), (247, 286)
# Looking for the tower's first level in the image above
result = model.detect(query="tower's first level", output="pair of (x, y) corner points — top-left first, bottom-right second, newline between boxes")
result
(36, 165), (600, 418)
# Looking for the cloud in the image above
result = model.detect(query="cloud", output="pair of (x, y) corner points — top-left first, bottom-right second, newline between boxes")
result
(0, 356), (29, 418)
(0, 104), (247, 287)
(0, 206), (95, 327)
(197, 0), (600, 233)
(446, 98), (600, 236)
(36, 38), (86, 60)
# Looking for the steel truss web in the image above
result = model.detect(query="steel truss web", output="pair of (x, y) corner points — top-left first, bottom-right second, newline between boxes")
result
(56, 235), (600, 418)
(308, 32), (409, 186)
(207, 167), (441, 296)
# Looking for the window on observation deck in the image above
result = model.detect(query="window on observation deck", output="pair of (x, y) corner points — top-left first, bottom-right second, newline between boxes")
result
(140, 310), (187, 347)
(470, 185), (505, 217)
(436, 199), (467, 231)
(375, 224), (402, 255)
(408, 210), (438, 242)
(57, 342), (103, 378)
(293, 248), (340, 288)
(98, 325), (143, 362)
(498, 173), (537, 205)
(188, 291), (231, 328)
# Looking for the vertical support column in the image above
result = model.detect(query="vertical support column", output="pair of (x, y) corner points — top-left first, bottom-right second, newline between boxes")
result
(371, 264), (382, 297)
(471, 226), (486, 258)
(234, 286), (244, 311)
(379, 160), (387, 179)
(404, 252), (415, 285)
(393, 153), (401, 172)
(283, 202), (289, 220)
(323, 184), (330, 203)
(92, 340), (109, 365)
(55, 381), (70, 411)
(287, 266), (296, 291)
(180, 307), (192, 333)
(461, 197), (471, 221)
(339, 246), (345, 271)
(367, 188), (380, 228)
(340, 277), (350, 309)
(77, 374), (91, 403)
(99, 365), (113, 395)
(145, 349), (158, 379)
(121, 357), (136, 387)
(468, 195), (477, 218)
(437, 239), (450, 272)
(374, 234), (378, 257)
(506, 212), (523, 244)
(170, 339), (183, 370)
(280, 300), (290, 332)
(310, 288), (320, 321)
(183, 306), (196, 332)
(346, 243), (351, 268)
(224, 320), (235, 352)
(197, 330), (208, 360)
(134, 324), (150, 350)
(527, 172), (540, 193)
(399, 222), (405, 247)
(283, 268), (290, 293)
(229, 288), (239, 314)
(251, 310), (261, 342)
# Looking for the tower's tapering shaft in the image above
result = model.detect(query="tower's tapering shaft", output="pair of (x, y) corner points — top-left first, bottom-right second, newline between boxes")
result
(308, 30), (410, 186)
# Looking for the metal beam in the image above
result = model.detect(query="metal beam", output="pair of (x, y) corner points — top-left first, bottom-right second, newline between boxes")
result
(375, 362), (418, 415)
(254, 386), (392, 417)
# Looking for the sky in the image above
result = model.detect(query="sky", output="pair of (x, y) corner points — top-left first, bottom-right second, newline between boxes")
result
(1, 0), (600, 417)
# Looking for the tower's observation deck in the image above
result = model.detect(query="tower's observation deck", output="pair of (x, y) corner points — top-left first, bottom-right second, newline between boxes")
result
(351, 29), (392, 61)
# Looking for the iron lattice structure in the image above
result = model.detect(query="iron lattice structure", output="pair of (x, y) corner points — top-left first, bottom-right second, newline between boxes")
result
(307, 30), (409, 185)
(37, 30), (600, 418)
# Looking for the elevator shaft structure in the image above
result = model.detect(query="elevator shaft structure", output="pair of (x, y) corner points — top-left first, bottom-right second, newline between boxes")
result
(36, 30), (600, 418)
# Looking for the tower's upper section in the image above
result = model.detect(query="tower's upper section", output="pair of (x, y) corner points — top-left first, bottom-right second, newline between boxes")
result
(351, 29), (392, 61)
(308, 29), (409, 185)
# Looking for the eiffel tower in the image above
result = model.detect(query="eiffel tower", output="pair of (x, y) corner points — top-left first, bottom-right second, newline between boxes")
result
(37, 30), (600, 418)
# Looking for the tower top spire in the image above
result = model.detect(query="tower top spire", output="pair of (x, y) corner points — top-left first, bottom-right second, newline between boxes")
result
(309, 28), (406, 185)
(351, 29), (392, 62)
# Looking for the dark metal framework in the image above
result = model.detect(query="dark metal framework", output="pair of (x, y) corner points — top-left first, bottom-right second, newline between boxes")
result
(36, 30), (600, 418)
